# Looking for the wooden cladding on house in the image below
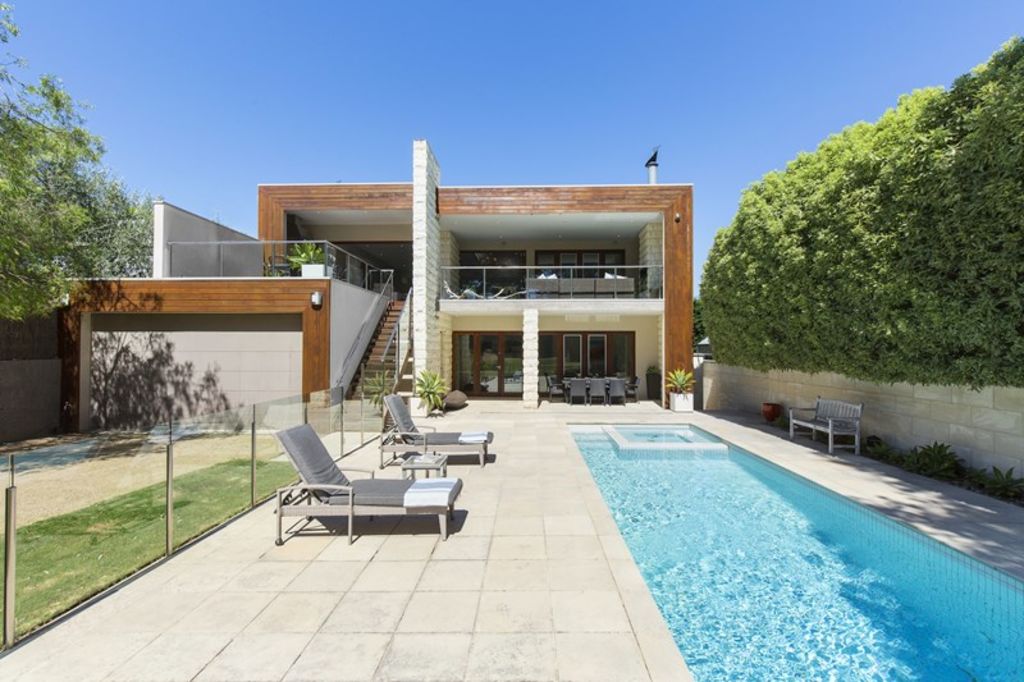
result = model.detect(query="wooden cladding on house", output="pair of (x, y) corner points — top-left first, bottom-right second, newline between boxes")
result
(437, 185), (690, 215)
(58, 279), (332, 430)
(258, 184), (414, 241)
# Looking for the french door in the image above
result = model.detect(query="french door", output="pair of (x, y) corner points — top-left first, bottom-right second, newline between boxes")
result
(453, 332), (524, 396)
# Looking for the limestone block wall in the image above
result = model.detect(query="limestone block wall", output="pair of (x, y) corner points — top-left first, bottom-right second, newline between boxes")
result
(440, 230), (460, 291)
(639, 221), (663, 293)
(522, 309), (539, 407)
(438, 313), (453, 390)
(412, 140), (442, 384)
(703, 362), (1024, 472)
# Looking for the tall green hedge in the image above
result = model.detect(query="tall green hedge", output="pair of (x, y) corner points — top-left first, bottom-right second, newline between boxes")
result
(702, 39), (1024, 388)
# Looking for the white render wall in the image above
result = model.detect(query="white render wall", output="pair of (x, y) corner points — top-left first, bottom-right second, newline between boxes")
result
(152, 202), (255, 278)
(703, 362), (1024, 473)
(412, 140), (442, 392)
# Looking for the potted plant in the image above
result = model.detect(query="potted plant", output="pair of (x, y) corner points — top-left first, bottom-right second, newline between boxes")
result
(287, 243), (326, 277)
(665, 368), (695, 412)
(415, 369), (449, 416)
(645, 365), (661, 402)
(761, 402), (783, 423)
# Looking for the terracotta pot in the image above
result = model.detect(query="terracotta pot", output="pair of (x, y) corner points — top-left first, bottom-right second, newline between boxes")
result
(761, 402), (783, 423)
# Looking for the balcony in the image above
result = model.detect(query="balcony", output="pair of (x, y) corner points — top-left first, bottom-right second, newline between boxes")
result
(165, 240), (392, 292)
(440, 265), (663, 301)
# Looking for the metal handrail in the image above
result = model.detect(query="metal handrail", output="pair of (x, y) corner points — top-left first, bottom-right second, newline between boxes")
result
(338, 270), (395, 389)
(380, 287), (413, 363)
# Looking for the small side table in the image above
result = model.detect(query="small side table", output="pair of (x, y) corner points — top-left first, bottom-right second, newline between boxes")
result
(401, 454), (448, 480)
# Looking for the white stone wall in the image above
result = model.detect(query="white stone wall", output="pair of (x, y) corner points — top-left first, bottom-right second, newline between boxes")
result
(439, 229), (460, 292)
(522, 309), (539, 407)
(438, 312), (453, 389)
(412, 140), (442, 388)
(703, 362), (1024, 473)
(638, 221), (663, 293)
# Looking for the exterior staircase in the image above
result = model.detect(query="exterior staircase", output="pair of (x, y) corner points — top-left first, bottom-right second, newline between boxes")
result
(346, 299), (411, 399)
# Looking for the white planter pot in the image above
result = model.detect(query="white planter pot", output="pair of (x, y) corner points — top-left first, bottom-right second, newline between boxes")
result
(670, 392), (693, 412)
(301, 264), (327, 278)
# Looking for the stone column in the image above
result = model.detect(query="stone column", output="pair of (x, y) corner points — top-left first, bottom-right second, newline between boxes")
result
(523, 308), (539, 408)
(412, 140), (441, 387)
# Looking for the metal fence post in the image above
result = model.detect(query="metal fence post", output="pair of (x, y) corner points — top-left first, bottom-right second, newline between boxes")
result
(165, 415), (174, 557)
(250, 404), (257, 508)
(339, 391), (345, 456)
(4, 452), (16, 648)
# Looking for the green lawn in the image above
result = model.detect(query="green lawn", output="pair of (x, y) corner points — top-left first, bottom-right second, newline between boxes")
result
(0, 458), (295, 638)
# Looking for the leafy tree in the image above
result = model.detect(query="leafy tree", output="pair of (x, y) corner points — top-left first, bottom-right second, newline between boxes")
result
(692, 297), (705, 346)
(0, 5), (151, 320)
(702, 39), (1024, 388)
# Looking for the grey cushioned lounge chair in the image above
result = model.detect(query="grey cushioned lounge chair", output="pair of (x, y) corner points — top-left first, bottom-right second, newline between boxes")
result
(380, 395), (494, 469)
(276, 424), (462, 544)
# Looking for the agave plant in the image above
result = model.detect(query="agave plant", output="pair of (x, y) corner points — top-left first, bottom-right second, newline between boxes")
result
(363, 370), (393, 411)
(665, 368), (695, 395)
(415, 369), (449, 414)
(982, 466), (1024, 500)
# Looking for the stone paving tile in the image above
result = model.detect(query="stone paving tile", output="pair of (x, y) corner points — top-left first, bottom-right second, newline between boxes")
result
(285, 560), (366, 592)
(475, 590), (553, 633)
(350, 559), (425, 591)
(244, 591), (342, 633)
(417, 559), (486, 591)
(465, 633), (558, 681)
(556, 632), (650, 682)
(283, 633), (390, 681)
(194, 632), (312, 681)
(320, 591), (410, 633)
(375, 633), (472, 682)
(107, 632), (233, 681)
(397, 591), (480, 633)
(170, 591), (276, 634)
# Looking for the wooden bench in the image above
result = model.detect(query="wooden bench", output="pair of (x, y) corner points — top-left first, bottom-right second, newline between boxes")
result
(789, 397), (863, 455)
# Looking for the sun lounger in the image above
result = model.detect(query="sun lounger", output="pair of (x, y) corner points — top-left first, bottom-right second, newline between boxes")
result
(380, 394), (494, 468)
(275, 424), (462, 544)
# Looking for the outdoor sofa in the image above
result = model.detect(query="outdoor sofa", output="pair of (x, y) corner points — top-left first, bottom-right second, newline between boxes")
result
(275, 423), (462, 544)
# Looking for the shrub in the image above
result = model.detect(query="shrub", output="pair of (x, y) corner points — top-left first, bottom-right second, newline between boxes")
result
(901, 442), (964, 480)
(415, 369), (448, 414)
(978, 467), (1024, 500)
(701, 39), (1024, 389)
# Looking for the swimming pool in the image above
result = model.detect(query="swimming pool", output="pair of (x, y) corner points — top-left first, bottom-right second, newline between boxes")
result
(573, 425), (1024, 681)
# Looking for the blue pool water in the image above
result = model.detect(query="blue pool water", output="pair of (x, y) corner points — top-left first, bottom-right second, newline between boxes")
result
(574, 426), (1024, 681)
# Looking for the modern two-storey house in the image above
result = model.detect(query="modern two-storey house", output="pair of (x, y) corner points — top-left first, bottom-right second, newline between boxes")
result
(59, 140), (692, 428)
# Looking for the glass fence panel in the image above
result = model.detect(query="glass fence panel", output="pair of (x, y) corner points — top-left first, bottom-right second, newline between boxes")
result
(12, 428), (167, 636)
(253, 394), (305, 502)
(171, 406), (252, 549)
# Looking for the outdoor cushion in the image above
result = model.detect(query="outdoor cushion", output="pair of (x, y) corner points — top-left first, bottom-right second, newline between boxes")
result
(327, 479), (414, 506)
(277, 424), (349, 496)
(404, 478), (463, 508)
(384, 394), (419, 433)
(404, 431), (494, 446)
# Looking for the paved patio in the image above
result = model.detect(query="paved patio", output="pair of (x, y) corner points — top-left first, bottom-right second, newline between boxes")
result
(1, 401), (1022, 681)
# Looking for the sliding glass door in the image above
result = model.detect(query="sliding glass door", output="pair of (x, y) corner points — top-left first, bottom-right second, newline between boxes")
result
(452, 332), (524, 396)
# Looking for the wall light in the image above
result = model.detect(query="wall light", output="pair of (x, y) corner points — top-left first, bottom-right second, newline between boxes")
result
(310, 291), (324, 309)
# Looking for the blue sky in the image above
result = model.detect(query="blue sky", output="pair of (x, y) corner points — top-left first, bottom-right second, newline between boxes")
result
(11, 1), (1024, 289)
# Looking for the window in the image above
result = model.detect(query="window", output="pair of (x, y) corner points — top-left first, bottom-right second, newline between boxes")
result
(563, 334), (582, 378)
(588, 334), (607, 376)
